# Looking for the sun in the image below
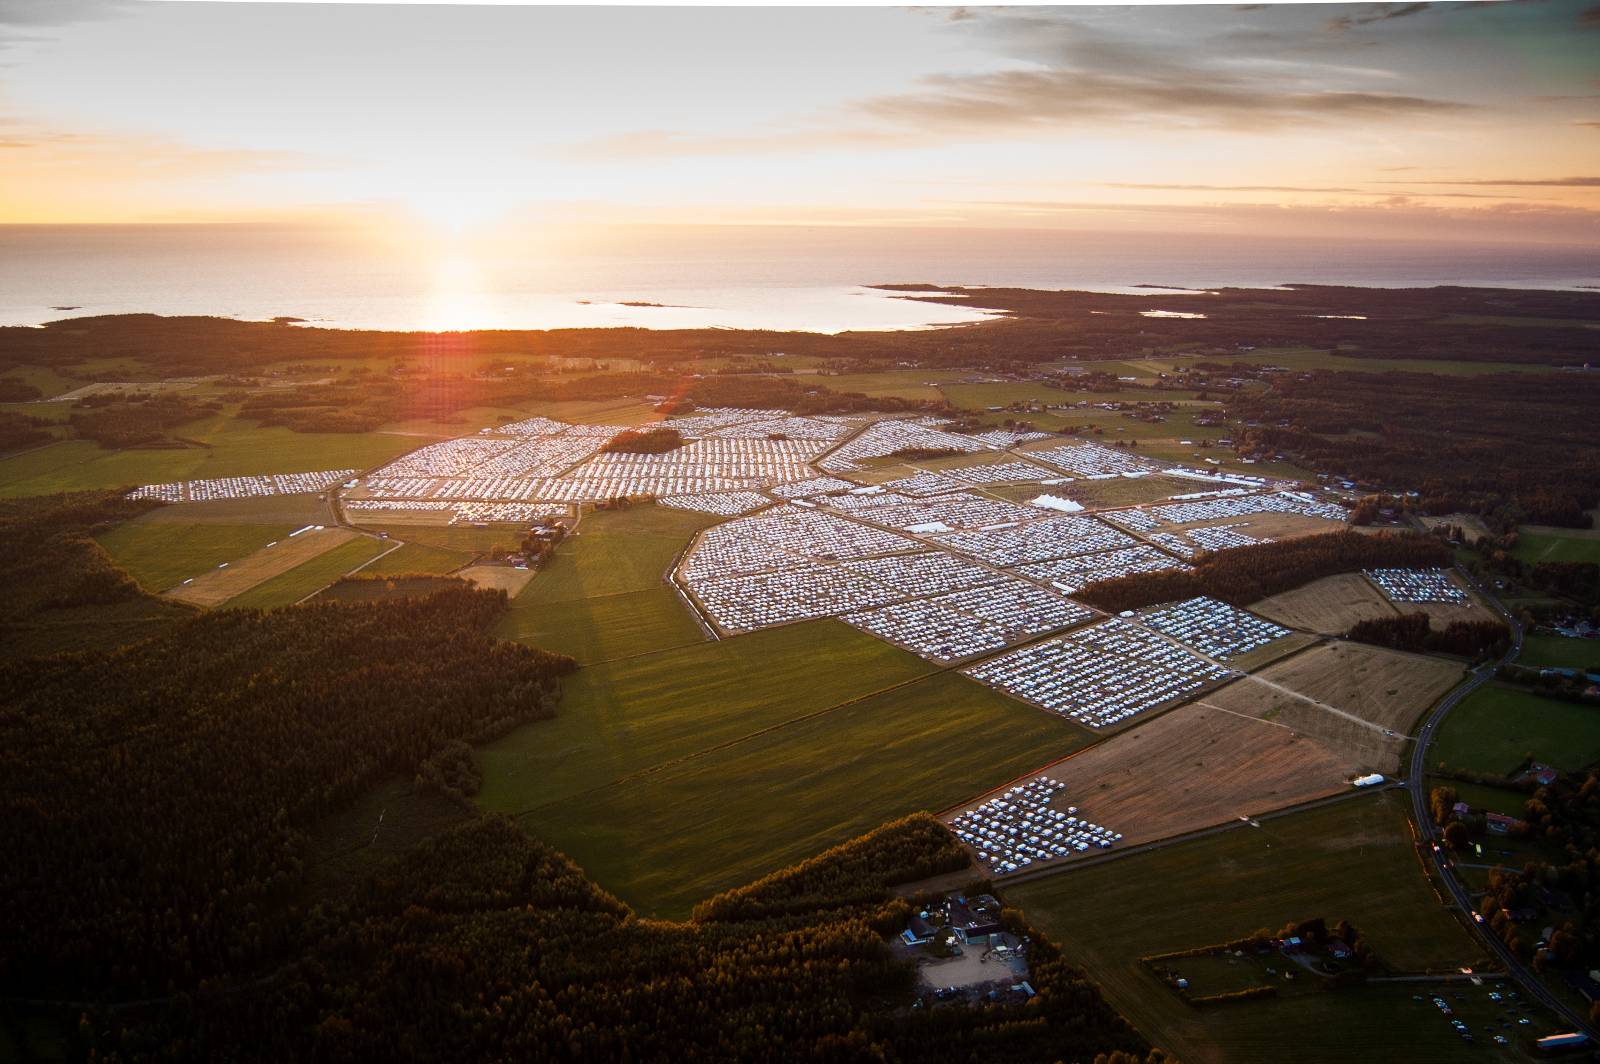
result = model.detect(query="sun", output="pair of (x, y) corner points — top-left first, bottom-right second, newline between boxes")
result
(397, 178), (516, 237)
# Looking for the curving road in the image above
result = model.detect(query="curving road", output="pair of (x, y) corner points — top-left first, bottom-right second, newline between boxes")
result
(1405, 566), (1597, 1040)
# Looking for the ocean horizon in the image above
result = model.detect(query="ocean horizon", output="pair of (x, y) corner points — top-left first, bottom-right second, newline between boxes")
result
(4, 223), (1596, 334)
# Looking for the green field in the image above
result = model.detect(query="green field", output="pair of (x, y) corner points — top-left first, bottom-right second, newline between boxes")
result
(313, 575), (464, 603)
(938, 380), (1075, 410)
(1007, 793), (1512, 1064)
(475, 619), (1092, 916)
(496, 586), (707, 663)
(522, 506), (717, 604)
(343, 524), (512, 553)
(1434, 778), (1532, 819)
(0, 413), (420, 497)
(1519, 635), (1600, 671)
(519, 669), (1087, 916)
(1430, 684), (1600, 777)
(360, 540), (474, 576)
(95, 519), (298, 592)
(1512, 530), (1600, 565)
(804, 370), (960, 401)
(222, 537), (391, 609)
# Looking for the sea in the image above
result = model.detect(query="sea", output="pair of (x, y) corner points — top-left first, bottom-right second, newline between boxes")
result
(2, 224), (1595, 334)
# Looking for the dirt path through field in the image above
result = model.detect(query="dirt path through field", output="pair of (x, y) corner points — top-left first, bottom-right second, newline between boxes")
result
(164, 527), (354, 607)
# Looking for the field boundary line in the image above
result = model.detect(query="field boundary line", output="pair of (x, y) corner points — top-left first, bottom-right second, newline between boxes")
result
(290, 536), (400, 606)
(991, 784), (1403, 887)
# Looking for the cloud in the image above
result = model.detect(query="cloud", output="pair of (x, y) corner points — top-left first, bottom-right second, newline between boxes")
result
(0, 0), (129, 49)
(1383, 176), (1600, 186)
(1106, 182), (1368, 194)
(1581, 3), (1600, 25)
(566, 7), (1475, 162)
(1324, 2), (1433, 33)
(850, 69), (1469, 135)
(944, 195), (1600, 244)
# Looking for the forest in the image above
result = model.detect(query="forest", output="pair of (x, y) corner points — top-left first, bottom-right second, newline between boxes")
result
(1346, 613), (1512, 660)
(602, 426), (686, 454)
(0, 491), (167, 630)
(82, 815), (1158, 1064)
(1074, 529), (1453, 613)
(1232, 370), (1600, 526)
(880, 284), (1600, 367)
(0, 586), (575, 1000)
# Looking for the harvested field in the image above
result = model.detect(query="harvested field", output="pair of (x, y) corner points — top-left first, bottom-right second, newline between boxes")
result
(459, 565), (536, 595)
(1252, 573), (1400, 634)
(163, 527), (355, 607)
(1202, 642), (1464, 773)
(955, 702), (1360, 849)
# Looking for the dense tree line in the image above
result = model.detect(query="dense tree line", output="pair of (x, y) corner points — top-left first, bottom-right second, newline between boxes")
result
(0, 409), (51, 452)
(85, 815), (1150, 1064)
(1076, 530), (1453, 612)
(0, 376), (42, 402)
(0, 491), (165, 629)
(69, 395), (217, 449)
(1496, 664), (1600, 706)
(1232, 370), (1600, 526)
(1346, 613), (1511, 660)
(602, 426), (686, 454)
(691, 813), (971, 924)
(0, 587), (574, 999)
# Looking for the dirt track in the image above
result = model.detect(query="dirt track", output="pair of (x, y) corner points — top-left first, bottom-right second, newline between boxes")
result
(164, 527), (354, 607)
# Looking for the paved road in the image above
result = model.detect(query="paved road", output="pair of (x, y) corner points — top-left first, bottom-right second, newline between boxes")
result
(1405, 567), (1598, 1040)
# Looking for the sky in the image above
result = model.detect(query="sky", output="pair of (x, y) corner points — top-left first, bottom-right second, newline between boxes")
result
(1, 0), (1598, 244)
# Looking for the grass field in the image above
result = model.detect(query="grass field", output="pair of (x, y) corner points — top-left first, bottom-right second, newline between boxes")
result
(165, 527), (355, 607)
(474, 619), (1093, 915)
(1007, 793), (1504, 1064)
(523, 505), (718, 604)
(221, 536), (390, 609)
(1434, 778), (1531, 819)
(1513, 530), (1600, 565)
(1430, 684), (1600, 776)
(343, 524), (513, 553)
(312, 575), (463, 603)
(1519, 634), (1600, 670)
(359, 540), (473, 576)
(938, 380), (1076, 410)
(0, 413), (420, 497)
(806, 369), (961, 401)
(498, 663), (1092, 917)
(495, 586), (707, 663)
(95, 518), (299, 592)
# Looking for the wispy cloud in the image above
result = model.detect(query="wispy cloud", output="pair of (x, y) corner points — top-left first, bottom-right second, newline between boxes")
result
(1383, 176), (1600, 186)
(1324, 2), (1433, 34)
(566, 7), (1477, 162)
(1106, 182), (1368, 194)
